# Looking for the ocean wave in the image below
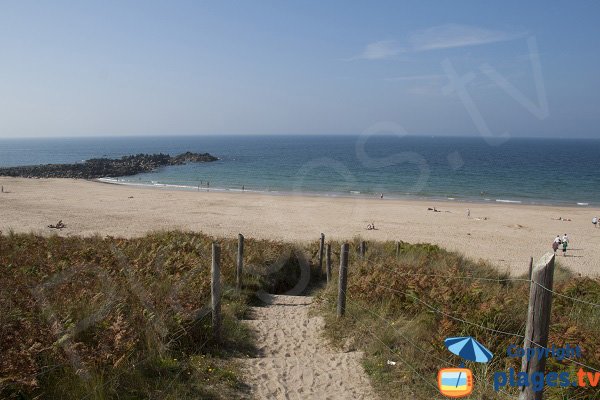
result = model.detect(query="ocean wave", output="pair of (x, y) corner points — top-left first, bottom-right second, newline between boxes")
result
(496, 199), (522, 204)
(577, 202), (590, 206)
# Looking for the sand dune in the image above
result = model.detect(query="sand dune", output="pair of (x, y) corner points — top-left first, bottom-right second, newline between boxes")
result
(0, 177), (599, 276)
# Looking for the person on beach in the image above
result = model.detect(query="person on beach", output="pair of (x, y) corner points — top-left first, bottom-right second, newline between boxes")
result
(467, 208), (470, 218)
(552, 235), (560, 254)
(561, 234), (569, 257)
(593, 216), (598, 227)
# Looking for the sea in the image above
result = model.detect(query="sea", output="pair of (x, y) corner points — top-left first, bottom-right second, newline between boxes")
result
(0, 135), (599, 207)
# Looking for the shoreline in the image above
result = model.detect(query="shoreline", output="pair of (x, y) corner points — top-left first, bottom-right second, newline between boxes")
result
(95, 177), (594, 209)
(1, 177), (599, 277)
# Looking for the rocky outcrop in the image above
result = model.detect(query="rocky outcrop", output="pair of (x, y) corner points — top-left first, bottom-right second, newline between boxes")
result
(0, 152), (218, 179)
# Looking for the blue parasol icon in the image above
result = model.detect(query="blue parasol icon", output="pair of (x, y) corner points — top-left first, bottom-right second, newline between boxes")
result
(444, 336), (493, 363)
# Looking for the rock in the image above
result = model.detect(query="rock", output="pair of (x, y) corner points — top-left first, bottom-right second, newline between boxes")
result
(0, 152), (218, 180)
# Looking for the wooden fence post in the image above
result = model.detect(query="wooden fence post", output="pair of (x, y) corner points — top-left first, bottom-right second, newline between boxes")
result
(211, 242), (221, 342)
(359, 241), (366, 259)
(519, 253), (555, 400)
(319, 233), (325, 275)
(396, 241), (401, 258)
(528, 256), (533, 281)
(326, 243), (332, 284)
(237, 234), (244, 291)
(337, 243), (349, 317)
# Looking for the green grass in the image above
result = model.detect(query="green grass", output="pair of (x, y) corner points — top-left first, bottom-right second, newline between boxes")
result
(315, 239), (600, 400)
(2, 231), (598, 399)
(0, 231), (318, 399)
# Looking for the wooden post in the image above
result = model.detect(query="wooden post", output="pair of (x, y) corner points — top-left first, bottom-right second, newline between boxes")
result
(359, 241), (366, 258)
(396, 241), (401, 258)
(318, 233), (325, 275)
(326, 243), (332, 284)
(519, 253), (555, 400)
(337, 243), (349, 317)
(211, 242), (221, 342)
(528, 256), (533, 280)
(236, 234), (244, 291)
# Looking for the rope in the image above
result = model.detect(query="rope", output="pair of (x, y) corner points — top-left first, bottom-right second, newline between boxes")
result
(373, 283), (525, 338)
(343, 297), (515, 399)
(362, 258), (600, 310)
(367, 283), (600, 373)
(530, 281), (600, 308)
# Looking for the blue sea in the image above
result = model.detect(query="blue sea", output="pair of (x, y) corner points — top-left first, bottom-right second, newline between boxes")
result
(0, 135), (599, 206)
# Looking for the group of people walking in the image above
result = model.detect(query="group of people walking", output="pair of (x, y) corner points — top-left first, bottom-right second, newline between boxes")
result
(552, 234), (569, 256)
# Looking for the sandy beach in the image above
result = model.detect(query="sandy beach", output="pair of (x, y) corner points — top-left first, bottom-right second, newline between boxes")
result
(0, 177), (598, 276)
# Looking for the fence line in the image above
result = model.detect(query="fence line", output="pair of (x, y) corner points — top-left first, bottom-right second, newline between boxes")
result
(343, 296), (515, 399)
(369, 261), (530, 283)
(341, 300), (441, 393)
(372, 283), (525, 338)
(529, 281), (600, 308)
(370, 283), (600, 374)
(361, 258), (600, 310)
(353, 279), (600, 374)
(345, 295), (455, 366)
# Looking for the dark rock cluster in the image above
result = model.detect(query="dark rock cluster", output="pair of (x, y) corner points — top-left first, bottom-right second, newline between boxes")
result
(0, 152), (218, 179)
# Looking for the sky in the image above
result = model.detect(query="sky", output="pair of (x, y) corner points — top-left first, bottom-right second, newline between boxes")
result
(0, 0), (599, 138)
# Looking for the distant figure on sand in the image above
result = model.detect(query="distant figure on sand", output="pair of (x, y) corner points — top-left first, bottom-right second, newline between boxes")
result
(553, 216), (572, 221)
(593, 216), (598, 227)
(552, 235), (561, 254)
(466, 208), (470, 218)
(367, 222), (376, 230)
(380, 193), (383, 199)
(561, 233), (569, 256)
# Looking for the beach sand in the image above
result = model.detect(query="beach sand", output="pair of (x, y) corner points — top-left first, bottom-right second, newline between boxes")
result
(0, 177), (598, 276)
(239, 294), (376, 399)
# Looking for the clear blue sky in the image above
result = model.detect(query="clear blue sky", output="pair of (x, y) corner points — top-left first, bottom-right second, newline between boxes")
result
(1, 0), (599, 138)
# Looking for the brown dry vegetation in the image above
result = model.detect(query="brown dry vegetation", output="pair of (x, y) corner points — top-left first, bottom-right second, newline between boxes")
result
(0, 231), (316, 399)
(2, 231), (599, 399)
(316, 239), (600, 400)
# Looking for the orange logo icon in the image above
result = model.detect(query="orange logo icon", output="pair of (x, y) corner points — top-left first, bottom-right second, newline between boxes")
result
(438, 368), (473, 398)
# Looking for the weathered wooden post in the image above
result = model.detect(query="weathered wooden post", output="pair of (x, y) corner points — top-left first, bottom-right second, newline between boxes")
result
(236, 234), (244, 291)
(519, 253), (555, 400)
(359, 241), (366, 259)
(396, 241), (401, 258)
(318, 233), (325, 275)
(337, 243), (349, 317)
(211, 242), (222, 342)
(528, 256), (533, 281)
(326, 243), (332, 284)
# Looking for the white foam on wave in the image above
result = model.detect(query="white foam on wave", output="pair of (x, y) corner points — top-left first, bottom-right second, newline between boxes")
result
(577, 202), (589, 206)
(496, 199), (522, 204)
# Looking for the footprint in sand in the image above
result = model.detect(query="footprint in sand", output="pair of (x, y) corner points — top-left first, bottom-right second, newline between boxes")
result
(239, 294), (376, 399)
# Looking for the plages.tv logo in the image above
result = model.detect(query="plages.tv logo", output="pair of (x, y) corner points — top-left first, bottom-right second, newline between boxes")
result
(438, 336), (493, 398)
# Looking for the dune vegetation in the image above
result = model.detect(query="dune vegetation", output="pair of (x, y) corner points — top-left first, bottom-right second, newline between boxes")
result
(0, 231), (315, 399)
(1, 231), (598, 399)
(316, 239), (600, 399)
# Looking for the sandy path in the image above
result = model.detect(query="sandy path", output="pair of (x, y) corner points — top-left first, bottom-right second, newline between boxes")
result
(239, 294), (375, 400)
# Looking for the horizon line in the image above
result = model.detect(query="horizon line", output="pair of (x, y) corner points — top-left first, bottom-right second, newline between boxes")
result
(0, 133), (599, 140)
